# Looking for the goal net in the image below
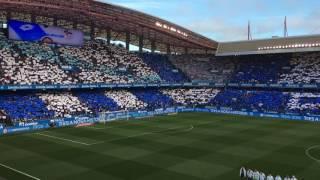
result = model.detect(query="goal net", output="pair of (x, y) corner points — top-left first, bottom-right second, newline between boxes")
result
(98, 110), (130, 123)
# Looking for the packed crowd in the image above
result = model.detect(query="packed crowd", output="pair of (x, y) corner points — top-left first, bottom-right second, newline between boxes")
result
(132, 89), (176, 110)
(38, 92), (92, 118)
(105, 90), (148, 111)
(171, 52), (320, 85)
(75, 91), (119, 114)
(229, 54), (290, 84)
(59, 41), (161, 84)
(209, 90), (290, 113)
(161, 88), (220, 106)
(279, 53), (320, 84)
(170, 55), (234, 83)
(1, 29), (320, 125)
(1, 88), (320, 124)
(2, 29), (320, 86)
(0, 32), (168, 85)
(0, 93), (54, 121)
(286, 92), (320, 115)
(140, 53), (189, 83)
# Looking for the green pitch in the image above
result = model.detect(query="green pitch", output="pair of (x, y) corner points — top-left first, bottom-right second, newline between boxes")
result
(0, 112), (320, 180)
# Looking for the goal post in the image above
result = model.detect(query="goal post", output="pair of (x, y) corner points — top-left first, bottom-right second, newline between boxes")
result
(98, 110), (130, 124)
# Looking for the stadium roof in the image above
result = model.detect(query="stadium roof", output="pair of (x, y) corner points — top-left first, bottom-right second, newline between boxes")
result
(216, 34), (320, 56)
(0, 0), (218, 54)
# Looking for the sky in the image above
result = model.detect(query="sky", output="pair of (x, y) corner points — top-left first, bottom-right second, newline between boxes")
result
(97, 0), (320, 42)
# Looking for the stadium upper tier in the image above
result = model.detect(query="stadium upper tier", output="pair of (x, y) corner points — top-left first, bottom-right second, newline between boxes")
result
(2, 29), (320, 86)
(0, 31), (191, 85)
(170, 52), (320, 85)
(0, 0), (217, 54)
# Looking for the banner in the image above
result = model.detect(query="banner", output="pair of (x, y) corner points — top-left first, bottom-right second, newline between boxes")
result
(9, 20), (84, 46)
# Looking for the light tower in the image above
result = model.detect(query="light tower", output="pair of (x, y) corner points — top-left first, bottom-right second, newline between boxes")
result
(284, 16), (288, 37)
(248, 20), (252, 40)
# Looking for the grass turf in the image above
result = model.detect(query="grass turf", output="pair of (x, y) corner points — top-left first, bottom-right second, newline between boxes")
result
(0, 112), (320, 180)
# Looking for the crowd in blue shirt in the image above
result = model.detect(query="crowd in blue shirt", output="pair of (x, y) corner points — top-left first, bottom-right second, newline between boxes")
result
(0, 93), (54, 121)
(209, 90), (290, 113)
(75, 91), (120, 114)
(140, 53), (189, 83)
(132, 89), (176, 110)
(1, 89), (320, 125)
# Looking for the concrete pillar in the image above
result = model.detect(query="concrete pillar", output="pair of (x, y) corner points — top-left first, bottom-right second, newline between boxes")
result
(184, 47), (188, 55)
(6, 11), (11, 22)
(166, 44), (171, 55)
(53, 18), (58, 26)
(151, 40), (156, 53)
(90, 25), (95, 40)
(31, 14), (36, 23)
(73, 22), (77, 29)
(126, 31), (130, 51)
(106, 28), (111, 45)
(139, 35), (144, 53)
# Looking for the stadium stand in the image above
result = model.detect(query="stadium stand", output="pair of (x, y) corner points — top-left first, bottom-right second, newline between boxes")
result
(0, 110), (8, 125)
(105, 90), (148, 110)
(140, 53), (189, 83)
(38, 92), (92, 118)
(210, 90), (290, 113)
(1, 88), (320, 124)
(162, 88), (220, 106)
(0, 32), (164, 85)
(287, 92), (320, 115)
(75, 91), (120, 114)
(2, 24), (320, 126)
(131, 89), (176, 110)
(59, 41), (162, 84)
(279, 52), (320, 84)
(170, 55), (235, 83)
(0, 93), (54, 121)
(229, 54), (290, 84)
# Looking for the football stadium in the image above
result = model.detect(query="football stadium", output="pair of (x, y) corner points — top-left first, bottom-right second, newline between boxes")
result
(0, 0), (320, 179)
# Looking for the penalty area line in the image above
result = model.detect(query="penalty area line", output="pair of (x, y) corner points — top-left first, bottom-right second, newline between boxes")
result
(0, 162), (40, 180)
(35, 133), (104, 146)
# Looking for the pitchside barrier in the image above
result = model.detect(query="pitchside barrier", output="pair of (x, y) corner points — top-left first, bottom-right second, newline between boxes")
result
(0, 82), (319, 91)
(1, 107), (320, 136)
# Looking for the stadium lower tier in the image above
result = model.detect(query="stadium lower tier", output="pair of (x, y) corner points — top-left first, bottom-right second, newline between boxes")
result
(0, 88), (320, 126)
